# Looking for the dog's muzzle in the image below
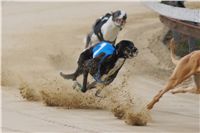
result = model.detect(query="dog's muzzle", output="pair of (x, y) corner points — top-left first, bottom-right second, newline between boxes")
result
(125, 48), (138, 58)
(133, 49), (138, 57)
(130, 48), (138, 58)
(115, 18), (126, 27)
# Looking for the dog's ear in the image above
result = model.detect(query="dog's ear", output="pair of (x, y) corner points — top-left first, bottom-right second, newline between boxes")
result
(112, 10), (120, 19)
(111, 11), (115, 20)
(117, 40), (134, 48)
(111, 11), (113, 16)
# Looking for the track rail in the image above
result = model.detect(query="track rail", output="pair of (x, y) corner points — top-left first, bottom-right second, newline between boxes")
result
(146, 2), (200, 23)
(159, 15), (200, 39)
(146, 2), (200, 38)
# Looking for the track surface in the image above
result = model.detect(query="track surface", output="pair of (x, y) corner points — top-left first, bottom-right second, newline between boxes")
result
(2, 2), (200, 133)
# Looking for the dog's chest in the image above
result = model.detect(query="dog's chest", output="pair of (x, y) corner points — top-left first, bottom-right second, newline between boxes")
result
(101, 58), (125, 80)
(101, 19), (120, 42)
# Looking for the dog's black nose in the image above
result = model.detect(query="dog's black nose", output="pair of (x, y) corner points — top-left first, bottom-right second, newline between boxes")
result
(135, 48), (138, 53)
(132, 48), (138, 57)
(135, 48), (139, 54)
(134, 47), (138, 52)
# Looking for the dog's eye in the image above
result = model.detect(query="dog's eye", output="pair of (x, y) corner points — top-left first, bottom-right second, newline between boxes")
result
(124, 48), (131, 54)
(128, 45), (134, 49)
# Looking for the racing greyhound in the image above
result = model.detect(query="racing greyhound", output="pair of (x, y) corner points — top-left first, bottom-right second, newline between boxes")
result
(60, 40), (138, 93)
(147, 39), (200, 110)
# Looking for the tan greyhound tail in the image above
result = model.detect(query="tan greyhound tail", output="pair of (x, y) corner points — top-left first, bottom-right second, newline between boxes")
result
(169, 38), (179, 65)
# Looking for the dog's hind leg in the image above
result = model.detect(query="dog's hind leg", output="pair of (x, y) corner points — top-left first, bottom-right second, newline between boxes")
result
(60, 67), (83, 81)
(87, 81), (98, 90)
(80, 71), (89, 93)
(171, 74), (200, 94)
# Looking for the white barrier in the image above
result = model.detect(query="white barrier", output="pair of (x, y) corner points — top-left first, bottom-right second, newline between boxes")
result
(145, 2), (200, 23)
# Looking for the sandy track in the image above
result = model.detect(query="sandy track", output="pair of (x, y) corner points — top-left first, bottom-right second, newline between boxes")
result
(2, 1), (200, 133)
(2, 76), (199, 132)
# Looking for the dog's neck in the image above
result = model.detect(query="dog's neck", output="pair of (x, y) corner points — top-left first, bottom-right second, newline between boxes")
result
(115, 49), (127, 59)
(95, 48), (128, 83)
(101, 16), (122, 42)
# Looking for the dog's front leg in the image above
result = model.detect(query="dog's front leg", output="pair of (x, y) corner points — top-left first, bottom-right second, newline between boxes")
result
(81, 71), (89, 93)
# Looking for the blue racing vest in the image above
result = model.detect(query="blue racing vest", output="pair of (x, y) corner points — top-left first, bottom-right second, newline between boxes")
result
(92, 41), (115, 58)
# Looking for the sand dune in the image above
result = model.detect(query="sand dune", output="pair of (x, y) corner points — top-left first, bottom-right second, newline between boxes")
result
(2, 1), (200, 133)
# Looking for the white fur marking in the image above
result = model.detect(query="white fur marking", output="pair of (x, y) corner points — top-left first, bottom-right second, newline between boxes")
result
(101, 58), (125, 80)
(93, 42), (107, 58)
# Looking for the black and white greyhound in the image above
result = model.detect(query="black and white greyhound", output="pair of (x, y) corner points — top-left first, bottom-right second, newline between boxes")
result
(85, 10), (127, 48)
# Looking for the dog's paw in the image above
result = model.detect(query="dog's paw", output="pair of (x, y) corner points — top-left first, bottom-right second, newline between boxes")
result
(95, 89), (105, 98)
(87, 83), (96, 90)
(146, 103), (153, 110)
(171, 91), (176, 94)
(72, 81), (82, 91)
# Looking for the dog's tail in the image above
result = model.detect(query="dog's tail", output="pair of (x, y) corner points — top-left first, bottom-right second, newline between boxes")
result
(60, 72), (74, 80)
(169, 38), (179, 65)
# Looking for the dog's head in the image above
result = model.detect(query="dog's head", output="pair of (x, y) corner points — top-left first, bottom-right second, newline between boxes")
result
(112, 10), (127, 28)
(116, 40), (138, 58)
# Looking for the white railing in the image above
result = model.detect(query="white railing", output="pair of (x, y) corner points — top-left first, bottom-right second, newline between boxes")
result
(145, 2), (200, 23)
